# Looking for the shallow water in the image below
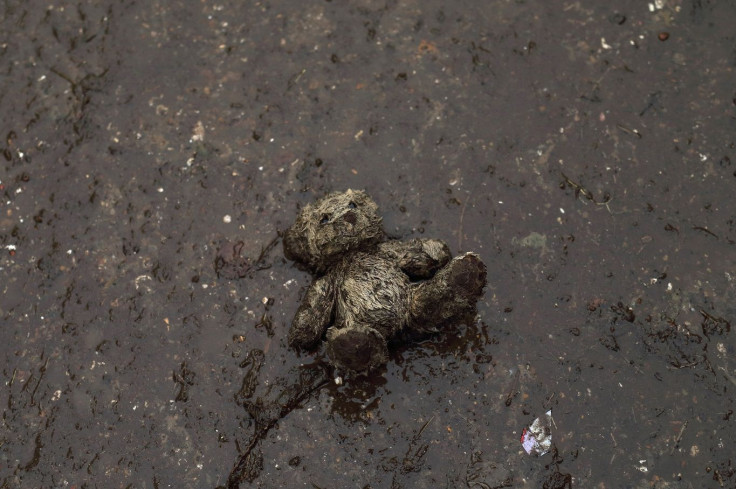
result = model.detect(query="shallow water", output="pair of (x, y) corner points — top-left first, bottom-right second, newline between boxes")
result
(2, 1), (735, 487)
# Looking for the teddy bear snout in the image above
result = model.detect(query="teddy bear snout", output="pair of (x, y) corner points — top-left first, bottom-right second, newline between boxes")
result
(342, 211), (357, 225)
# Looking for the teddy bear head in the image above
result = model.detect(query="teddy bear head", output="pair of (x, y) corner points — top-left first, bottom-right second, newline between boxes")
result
(283, 189), (383, 273)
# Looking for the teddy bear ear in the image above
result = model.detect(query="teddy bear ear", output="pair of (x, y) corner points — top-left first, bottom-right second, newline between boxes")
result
(349, 189), (375, 207)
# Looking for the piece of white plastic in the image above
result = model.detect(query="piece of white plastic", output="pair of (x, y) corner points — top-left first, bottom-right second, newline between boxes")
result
(520, 410), (553, 456)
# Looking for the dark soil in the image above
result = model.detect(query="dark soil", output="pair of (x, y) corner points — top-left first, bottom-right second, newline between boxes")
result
(2, 1), (735, 488)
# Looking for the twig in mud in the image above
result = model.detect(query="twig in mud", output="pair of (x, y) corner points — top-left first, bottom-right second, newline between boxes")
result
(560, 172), (612, 210)
(504, 370), (521, 407)
(714, 468), (725, 487)
(226, 365), (330, 488)
(30, 356), (50, 406)
(692, 226), (718, 239)
(669, 360), (699, 369)
(416, 414), (435, 438)
(719, 367), (736, 387)
(253, 235), (280, 271)
(392, 415), (435, 485)
(616, 123), (642, 138)
(670, 420), (688, 455)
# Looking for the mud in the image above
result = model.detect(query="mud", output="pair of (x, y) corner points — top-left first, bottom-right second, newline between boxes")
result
(1, 0), (735, 488)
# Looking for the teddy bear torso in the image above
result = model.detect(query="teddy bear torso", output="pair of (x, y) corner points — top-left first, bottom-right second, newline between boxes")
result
(330, 250), (410, 341)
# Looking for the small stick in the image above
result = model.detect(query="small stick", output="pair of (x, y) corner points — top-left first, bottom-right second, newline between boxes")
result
(670, 421), (688, 455)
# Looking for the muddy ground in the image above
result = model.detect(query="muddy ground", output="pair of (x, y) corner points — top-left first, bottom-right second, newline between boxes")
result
(1, 0), (735, 488)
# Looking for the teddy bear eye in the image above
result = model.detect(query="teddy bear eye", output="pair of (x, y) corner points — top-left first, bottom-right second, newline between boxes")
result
(320, 214), (330, 225)
(348, 201), (357, 209)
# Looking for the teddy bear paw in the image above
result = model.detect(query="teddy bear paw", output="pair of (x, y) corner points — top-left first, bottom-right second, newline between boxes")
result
(326, 325), (389, 373)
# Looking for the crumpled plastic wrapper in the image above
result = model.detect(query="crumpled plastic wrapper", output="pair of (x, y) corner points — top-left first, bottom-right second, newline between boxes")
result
(520, 410), (553, 456)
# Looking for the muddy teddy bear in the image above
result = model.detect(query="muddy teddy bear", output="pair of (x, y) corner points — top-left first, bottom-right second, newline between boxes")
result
(283, 189), (487, 374)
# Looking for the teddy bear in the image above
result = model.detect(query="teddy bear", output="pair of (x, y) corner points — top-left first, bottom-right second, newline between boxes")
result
(283, 189), (487, 374)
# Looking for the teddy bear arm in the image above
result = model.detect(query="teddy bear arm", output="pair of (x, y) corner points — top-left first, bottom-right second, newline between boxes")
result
(408, 253), (487, 334)
(379, 238), (451, 280)
(288, 275), (336, 349)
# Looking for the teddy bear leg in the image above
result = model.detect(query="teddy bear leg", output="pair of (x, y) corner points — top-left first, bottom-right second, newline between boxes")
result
(408, 252), (487, 334)
(326, 325), (389, 373)
(288, 275), (336, 349)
